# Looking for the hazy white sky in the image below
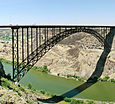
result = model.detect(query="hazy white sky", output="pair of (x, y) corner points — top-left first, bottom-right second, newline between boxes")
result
(0, 0), (115, 25)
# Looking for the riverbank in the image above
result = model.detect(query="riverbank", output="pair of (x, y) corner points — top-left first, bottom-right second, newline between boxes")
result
(1, 57), (115, 83)
(0, 77), (68, 104)
(1, 77), (115, 104)
(1, 59), (115, 103)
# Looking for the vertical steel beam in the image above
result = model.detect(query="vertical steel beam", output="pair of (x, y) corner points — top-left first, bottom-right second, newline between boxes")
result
(65, 27), (67, 36)
(46, 27), (48, 44)
(27, 28), (29, 64)
(52, 27), (55, 37)
(36, 28), (38, 60)
(12, 28), (15, 80)
(44, 28), (47, 52)
(22, 28), (24, 63)
(52, 28), (54, 37)
(16, 28), (19, 82)
(39, 28), (41, 46)
(59, 27), (61, 35)
(31, 28), (33, 54)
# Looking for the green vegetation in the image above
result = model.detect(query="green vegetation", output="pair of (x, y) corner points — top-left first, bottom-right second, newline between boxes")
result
(64, 97), (72, 102)
(0, 33), (12, 41)
(70, 99), (84, 104)
(64, 98), (86, 104)
(0, 57), (50, 74)
(87, 100), (95, 104)
(1, 78), (22, 97)
(0, 58), (12, 65)
(27, 100), (33, 104)
(27, 83), (32, 89)
(32, 65), (50, 73)
(19, 86), (25, 92)
(1, 76), (115, 104)
(39, 89), (55, 97)
(66, 74), (87, 82)
(110, 78), (115, 83)
(97, 76), (115, 83)
(98, 76), (110, 82)
(1, 79), (10, 88)
(13, 89), (22, 97)
(66, 74), (115, 83)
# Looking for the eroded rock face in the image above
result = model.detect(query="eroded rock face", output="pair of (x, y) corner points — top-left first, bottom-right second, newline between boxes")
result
(0, 62), (5, 77)
(36, 32), (115, 78)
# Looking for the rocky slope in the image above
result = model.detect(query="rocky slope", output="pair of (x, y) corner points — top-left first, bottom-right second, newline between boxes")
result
(0, 78), (114, 104)
(35, 32), (115, 79)
(0, 78), (58, 104)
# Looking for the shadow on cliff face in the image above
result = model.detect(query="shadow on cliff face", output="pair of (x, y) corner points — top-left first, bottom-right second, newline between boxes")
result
(87, 27), (115, 82)
(37, 28), (115, 103)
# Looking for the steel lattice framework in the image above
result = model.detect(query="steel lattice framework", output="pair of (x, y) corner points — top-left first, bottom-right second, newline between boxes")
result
(0, 25), (113, 81)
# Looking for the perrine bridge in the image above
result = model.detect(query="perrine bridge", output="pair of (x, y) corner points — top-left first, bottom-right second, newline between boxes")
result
(0, 25), (115, 82)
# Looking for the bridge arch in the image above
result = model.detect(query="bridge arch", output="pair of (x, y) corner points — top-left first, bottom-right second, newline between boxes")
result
(12, 26), (110, 81)
(46, 28), (109, 50)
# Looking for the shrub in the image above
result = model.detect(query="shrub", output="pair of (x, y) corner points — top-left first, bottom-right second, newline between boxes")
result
(64, 98), (85, 104)
(64, 97), (72, 102)
(31, 87), (36, 91)
(73, 75), (78, 79)
(77, 77), (86, 82)
(36, 65), (50, 73)
(45, 91), (52, 96)
(87, 100), (95, 104)
(40, 90), (45, 94)
(42, 65), (50, 72)
(39, 89), (55, 97)
(71, 99), (84, 104)
(13, 88), (22, 96)
(97, 77), (103, 81)
(19, 87), (25, 92)
(32, 66), (38, 69)
(67, 74), (72, 78)
(27, 83), (32, 89)
(110, 78), (115, 83)
(1, 80), (10, 88)
(102, 76), (110, 81)
(17, 91), (22, 97)
(27, 100), (33, 104)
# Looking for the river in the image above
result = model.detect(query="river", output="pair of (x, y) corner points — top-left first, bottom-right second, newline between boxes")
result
(3, 63), (115, 102)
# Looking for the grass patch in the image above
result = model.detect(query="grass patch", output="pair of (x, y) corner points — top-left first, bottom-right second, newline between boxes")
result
(0, 58), (12, 65)
(1, 80), (10, 88)
(64, 98), (85, 104)
(39, 89), (55, 97)
(110, 78), (115, 83)
(13, 89), (22, 97)
(33, 65), (50, 73)
(66, 75), (87, 82)
(27, 83), (32, 89)
(27, 100), (33, 104)
(71, 99), (84, 104)
(19, 87), (25, 92)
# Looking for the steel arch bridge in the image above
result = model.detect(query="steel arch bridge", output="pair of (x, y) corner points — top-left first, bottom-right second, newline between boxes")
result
(2, 25), (113, 82)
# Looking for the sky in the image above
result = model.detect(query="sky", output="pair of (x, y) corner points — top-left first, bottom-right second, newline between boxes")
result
(0, 0), (115, 25)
